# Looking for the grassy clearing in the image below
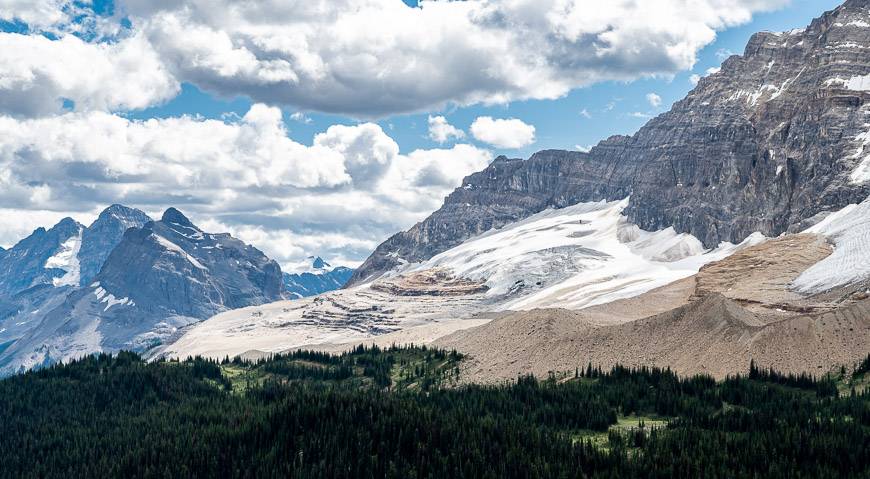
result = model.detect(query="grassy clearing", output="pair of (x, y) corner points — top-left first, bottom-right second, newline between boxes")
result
(216, 346), (463, 394)
(573, 414), (671, 451)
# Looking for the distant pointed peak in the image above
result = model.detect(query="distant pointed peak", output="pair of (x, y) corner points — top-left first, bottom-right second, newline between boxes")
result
(101, 204), (135, 216)
(161, 208), (194, 228)
(53, 217), (84, 233)
(311, 257), (330, 269)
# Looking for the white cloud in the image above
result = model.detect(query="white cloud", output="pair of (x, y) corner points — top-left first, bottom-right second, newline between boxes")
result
(646, 93), (662, 108)
(0, 103), (349, 191)
(0, 0), (787, 118)
(0, 0), (76, 31)
(575, 144), (594, 153)
(0, 105), (492, 268)
(579, 108), (592, 119)
(313, 122), (398, 188)
(0, 32), (179, 117)
(290, 112), (312, 124)
(628, 112), (652, 118)
(427, 115), (465, 143)
(470, 116), (536, 149)
(689, 74), (702, 86)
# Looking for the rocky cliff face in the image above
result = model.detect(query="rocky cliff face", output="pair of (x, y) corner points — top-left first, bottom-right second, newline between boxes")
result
(93, 208), (283, 318)
(78, 205), (152, 287)
(348, 0), (870, 286)
(0, 208), (284, 375)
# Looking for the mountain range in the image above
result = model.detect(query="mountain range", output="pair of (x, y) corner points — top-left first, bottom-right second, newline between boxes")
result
(165, 0), (870, 380)
(0, 206), (351, 375)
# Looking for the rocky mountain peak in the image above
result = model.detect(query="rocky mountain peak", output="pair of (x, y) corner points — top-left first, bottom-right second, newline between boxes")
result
(52, 217), (84, 235)
(79, 205), (152, 287)
(97, 204), (149, 223)
(311, 257), (329, 270)
(161, 207), (195, 228)
(0, 217), (85, 296)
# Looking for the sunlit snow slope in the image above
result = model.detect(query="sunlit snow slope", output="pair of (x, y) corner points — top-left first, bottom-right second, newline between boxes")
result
(792, 197), (870, 293)
(403, 199), (765, 311)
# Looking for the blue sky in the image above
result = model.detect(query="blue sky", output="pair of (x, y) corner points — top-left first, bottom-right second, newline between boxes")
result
(0, 0), (846, 268)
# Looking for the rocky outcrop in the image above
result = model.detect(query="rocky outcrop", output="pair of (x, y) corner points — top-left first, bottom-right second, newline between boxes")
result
(348, 0), (870, 286)
(370, 269), (489, 297)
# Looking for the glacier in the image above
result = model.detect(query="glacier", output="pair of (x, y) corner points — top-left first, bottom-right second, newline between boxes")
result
(792, 197), (870, 294)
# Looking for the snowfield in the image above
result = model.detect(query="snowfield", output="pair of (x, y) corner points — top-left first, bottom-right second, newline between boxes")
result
(403, 199), (764, 311)
(792, 197), (870, 294)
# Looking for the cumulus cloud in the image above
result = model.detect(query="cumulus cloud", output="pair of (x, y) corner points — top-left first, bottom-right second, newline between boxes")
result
(0, 104), (349, 191)
(0, 0), (786, 118)
(470, 116), (536, 149)
(0, 105), (492, 268)
(0, 0), (76, 31)
(0, 31), (179, 117)
(427, 115), (465, 143)
(646, 93), (662, 108)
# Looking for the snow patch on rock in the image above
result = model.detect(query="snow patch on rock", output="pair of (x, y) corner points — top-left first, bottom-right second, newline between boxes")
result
(45, 228), (83, 287)
(846, 74), (870, 91)
(93, 285), (134, 311)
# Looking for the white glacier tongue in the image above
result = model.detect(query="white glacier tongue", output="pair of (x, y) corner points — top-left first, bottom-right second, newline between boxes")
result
(405, 198), (765, 311)
(792, 198), (870, 294)
(44, 228), (84, 287)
